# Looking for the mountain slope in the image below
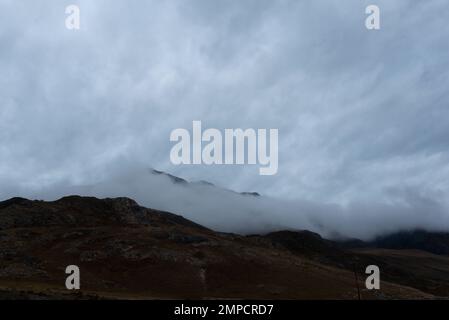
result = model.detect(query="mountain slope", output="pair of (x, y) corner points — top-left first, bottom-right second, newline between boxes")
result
(0, 196), (444, 299)
(370, 230), (449, 255)
(262, 230), (449, 297)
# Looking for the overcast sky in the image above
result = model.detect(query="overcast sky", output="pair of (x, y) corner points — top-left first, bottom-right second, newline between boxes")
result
(1, 0), (448, 230)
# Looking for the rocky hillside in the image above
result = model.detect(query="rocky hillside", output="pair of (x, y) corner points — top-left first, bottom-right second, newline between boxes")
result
(0, 196), (448, 299)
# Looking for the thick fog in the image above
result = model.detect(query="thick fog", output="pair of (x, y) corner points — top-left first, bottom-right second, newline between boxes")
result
(4, 166), (449, 241)
(1, 1), (449, 239)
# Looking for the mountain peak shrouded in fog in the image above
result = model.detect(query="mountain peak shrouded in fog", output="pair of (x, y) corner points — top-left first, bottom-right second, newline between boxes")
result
(4, 168), (449, 241)
(1, 0), (449, 303)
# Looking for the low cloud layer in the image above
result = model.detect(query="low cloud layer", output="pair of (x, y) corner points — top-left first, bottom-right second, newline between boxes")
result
(6, 166), (449, 240)
(0, 1), (448, 238)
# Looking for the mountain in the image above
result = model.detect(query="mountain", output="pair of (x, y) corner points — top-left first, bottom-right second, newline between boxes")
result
(151, 169), (254, 192)
(151, 169), (189, 185)
(151, 169), (261, 197)
(265, 230), (449, 298)
(339, 230), (449, 255)
(370, 230), (449, 255)
(1, 195), (449, 299)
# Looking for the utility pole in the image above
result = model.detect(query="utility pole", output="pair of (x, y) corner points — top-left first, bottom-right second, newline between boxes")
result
(353, 264), (361, 300)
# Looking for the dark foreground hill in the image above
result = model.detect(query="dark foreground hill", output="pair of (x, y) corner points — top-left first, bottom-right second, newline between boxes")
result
(0, 196), (448, 299)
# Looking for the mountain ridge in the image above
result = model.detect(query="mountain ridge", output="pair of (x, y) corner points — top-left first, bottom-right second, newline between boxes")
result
(1, 195), (449, 299)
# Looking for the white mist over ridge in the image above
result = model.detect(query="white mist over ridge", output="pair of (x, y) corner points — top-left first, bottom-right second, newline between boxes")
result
(5, 167), (449, 241)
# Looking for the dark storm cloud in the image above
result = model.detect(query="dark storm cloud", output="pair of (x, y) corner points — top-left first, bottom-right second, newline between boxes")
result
(0, 0), (448, 237)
